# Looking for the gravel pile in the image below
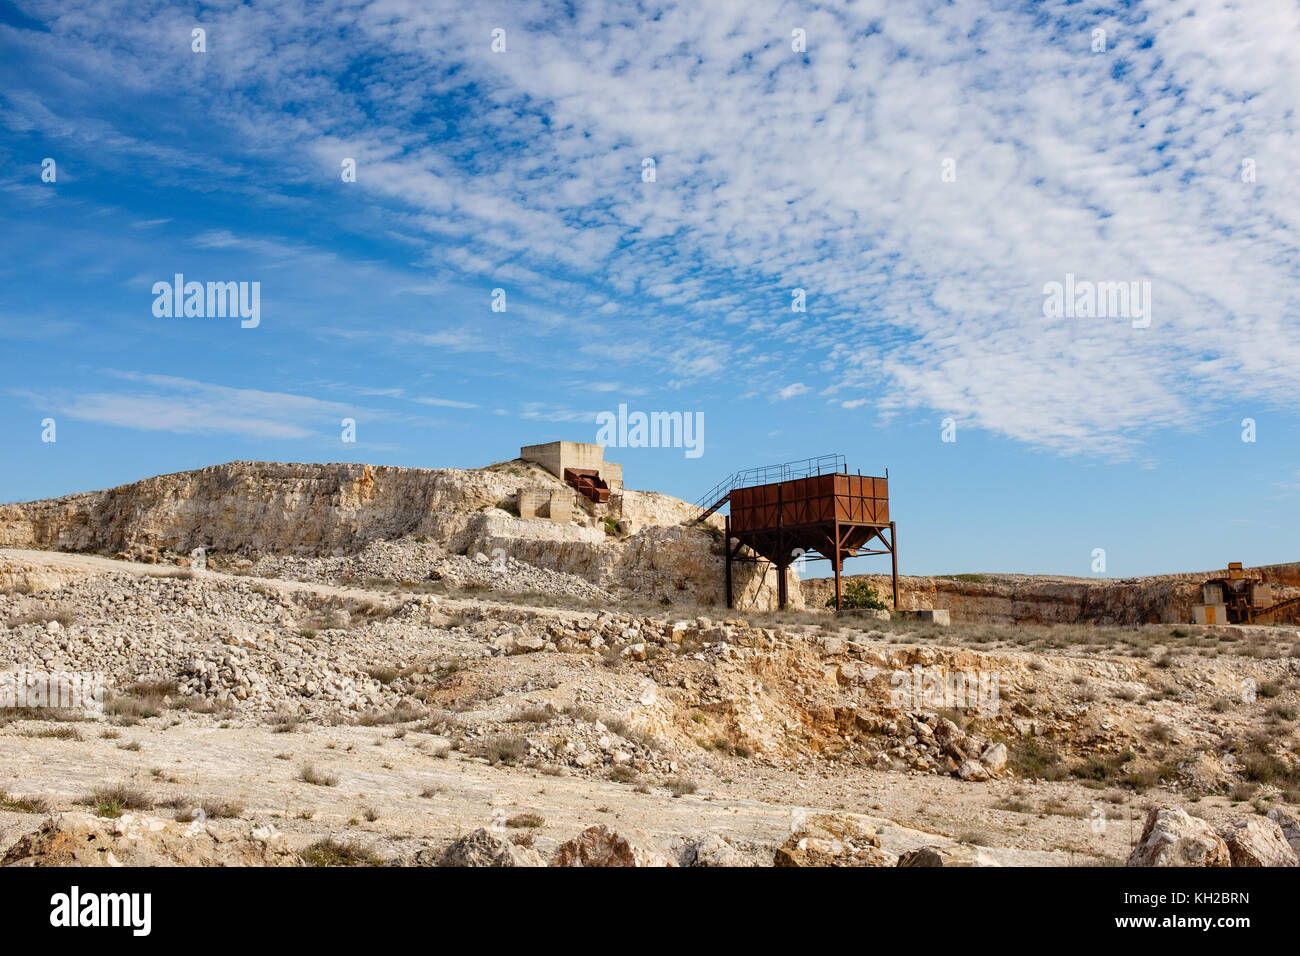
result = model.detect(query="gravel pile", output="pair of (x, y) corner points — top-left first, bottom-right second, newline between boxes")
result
(0, 573), (482, 720)
(252, 538), (612, 602)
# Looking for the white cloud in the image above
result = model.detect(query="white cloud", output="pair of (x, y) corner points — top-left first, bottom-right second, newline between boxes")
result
(22, 372), (361, 440)
(777, 383), (809, 401)
(412, 396), (479, 409)
(8, 0), (1300, 455)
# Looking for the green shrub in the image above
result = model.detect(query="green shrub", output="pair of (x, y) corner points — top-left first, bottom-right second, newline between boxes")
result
(300, 839), (382, 867)
(827, 580), (888, 611)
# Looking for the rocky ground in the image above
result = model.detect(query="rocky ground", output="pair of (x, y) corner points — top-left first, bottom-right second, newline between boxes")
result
(249, 537), (614, 603)
(3, 544), (1299, 866)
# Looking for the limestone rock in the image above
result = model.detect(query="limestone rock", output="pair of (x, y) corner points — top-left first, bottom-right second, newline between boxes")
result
(774, 813), (897, 867)
(979, 742), (1008, 774)
(1266, 808), (1300, 858)
(897, 844), (997, 867)
(550, 825), (672, 867)
(1126, 807), (1231, 867)
(676, 834), (755, 867)
(1, 813), (300, 867)
(436, 828), (544, 867)
(1217, 818), (1298, 868)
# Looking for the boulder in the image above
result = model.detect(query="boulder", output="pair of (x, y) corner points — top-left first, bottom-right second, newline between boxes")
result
(494, 629), (547, 655)
(897, 844), (997, 867)
(979, 742), (1008, 774)
(1266, 808), (1300, 858)
(933, 717), (961, 745)
(1, 813), (300, 867)
(550, 825), (672, 867)
(1217, 818), (1298, 868)
(1126, 807), (1231, 867)
(436, 828), (543, 867)
(677, 834), (755, 868)
(774, 813), (898, 867)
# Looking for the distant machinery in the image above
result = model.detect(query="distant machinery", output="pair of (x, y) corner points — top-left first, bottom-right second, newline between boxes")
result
(1194, 562), (1300, 624)
(694, 454), (897, 611)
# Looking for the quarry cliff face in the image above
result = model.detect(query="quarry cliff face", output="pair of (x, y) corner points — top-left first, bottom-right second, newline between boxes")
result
(0, 460), (799, 610)
(802, 569), (1300, 627)
(4, 459), (1292, 623)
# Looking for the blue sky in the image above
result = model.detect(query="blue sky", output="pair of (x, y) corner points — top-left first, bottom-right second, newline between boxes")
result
(1, 0), (1298, 578)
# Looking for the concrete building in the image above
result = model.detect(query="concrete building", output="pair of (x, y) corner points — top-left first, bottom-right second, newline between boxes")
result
(519, 441), (623, 490)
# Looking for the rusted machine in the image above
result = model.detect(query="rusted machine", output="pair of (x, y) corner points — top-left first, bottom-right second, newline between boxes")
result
(564, 467), (610, 503)
(695, 454), (897, 611)
(1195, 562), (1300, 624)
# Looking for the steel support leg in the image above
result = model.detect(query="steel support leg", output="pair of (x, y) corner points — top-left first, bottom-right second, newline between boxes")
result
(889, 520), (899, 610)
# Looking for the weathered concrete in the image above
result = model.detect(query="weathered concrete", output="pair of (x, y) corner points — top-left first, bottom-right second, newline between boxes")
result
(519, 441), (623, 489)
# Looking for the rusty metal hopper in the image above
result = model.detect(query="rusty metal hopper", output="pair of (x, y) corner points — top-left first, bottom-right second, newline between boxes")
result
(564, 467), (610, 503)
(696, 455), (897, 611)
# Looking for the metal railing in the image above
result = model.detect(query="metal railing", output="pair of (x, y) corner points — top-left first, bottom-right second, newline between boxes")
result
(693, 453), (846, 520)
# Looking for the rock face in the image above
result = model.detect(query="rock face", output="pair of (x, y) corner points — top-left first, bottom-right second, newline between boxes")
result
(803, 567), (1300, 625)
(0, 460), (797, 609)
(550, 825), (672, 867)
(1, 813), (300, 867)
(774, 813), (898, 867)
(1126, 807), (1231, 868)
(435, 828), (543, 867)
(1217, 818), (1299, 867)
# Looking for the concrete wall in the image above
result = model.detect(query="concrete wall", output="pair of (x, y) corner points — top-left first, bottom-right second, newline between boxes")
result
(518, 486), (574, 523)
(518, 488), (548, 520)
(520, 441), (623, 490)
(1193, 604), (1228, 625)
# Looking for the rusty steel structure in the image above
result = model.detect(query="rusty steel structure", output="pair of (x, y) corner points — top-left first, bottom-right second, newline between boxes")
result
(564, 467), (610, 503)
(696, 455), (897, 611)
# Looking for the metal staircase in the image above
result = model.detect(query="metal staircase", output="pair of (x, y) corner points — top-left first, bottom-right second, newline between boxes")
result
(692, 453), (846, 521)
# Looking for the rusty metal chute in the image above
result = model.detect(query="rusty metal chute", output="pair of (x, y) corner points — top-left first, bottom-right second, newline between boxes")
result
(564, 468), (610, 503)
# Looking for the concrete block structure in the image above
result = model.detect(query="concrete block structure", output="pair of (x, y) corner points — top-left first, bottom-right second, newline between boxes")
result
(520, 441), (623, 490)
(518, 486), (574, 523)
(1193, 603), (1229, 625)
